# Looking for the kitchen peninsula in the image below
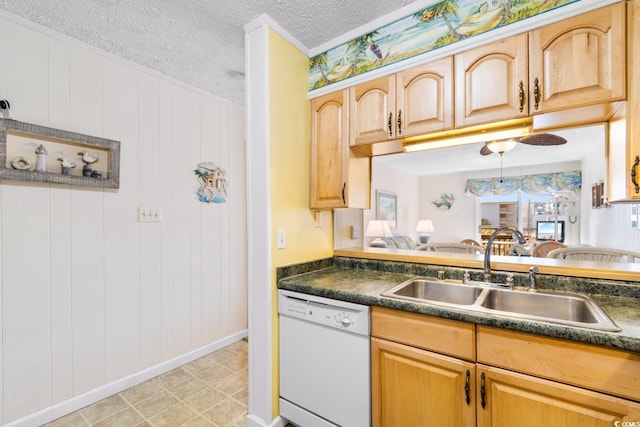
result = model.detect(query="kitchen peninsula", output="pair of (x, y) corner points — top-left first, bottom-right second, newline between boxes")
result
(278, 255), (640, 426)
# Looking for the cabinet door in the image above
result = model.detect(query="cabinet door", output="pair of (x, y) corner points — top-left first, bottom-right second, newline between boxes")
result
(310, 90), (350, 209)
(455, 33), (528, 128)
(371, 337), (475, 427)
(350, 75), (396, 145)
(529, 3), (625, 114)
(396, 58), (454, 138)
(477, 365), (640, 427)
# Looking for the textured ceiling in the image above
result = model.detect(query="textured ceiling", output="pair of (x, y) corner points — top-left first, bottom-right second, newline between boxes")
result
(0, 0), (417, 106)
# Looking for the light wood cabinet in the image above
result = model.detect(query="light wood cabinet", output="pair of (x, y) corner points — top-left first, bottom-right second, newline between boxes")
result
(371, 307), (475, 427)
(477, 365), (640, 427)
(372, 338), (475, 427)
(455, 33), (529, 128)
(529, 3), (625, 115)
(609, 0), (640, 202)
(477, 326), (640, 426)
(372, 307), (640, 426)
(350, 58), (453, 145)
(309, 89), (370, 209)
(455, 3), (624, 128)
(395, 58), (454, 138)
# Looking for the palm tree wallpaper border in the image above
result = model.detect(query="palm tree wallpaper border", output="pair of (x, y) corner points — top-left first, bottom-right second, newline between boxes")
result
(309, 0), (579, 91)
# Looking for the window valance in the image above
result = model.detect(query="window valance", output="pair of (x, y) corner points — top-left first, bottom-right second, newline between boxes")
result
(464, 171), (581, 196)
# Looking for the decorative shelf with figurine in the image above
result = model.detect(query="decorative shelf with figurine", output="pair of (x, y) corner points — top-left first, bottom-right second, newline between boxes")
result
(0, 118), (120, 189)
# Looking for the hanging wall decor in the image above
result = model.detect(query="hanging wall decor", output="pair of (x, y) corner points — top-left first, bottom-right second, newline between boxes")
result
(194, 162), (228, 203)
(432, 193), (454, 210)
(0, 118), (120, 188)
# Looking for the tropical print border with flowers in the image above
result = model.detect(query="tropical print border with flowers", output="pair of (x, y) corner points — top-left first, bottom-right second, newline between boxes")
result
(309, 0), (579, 91)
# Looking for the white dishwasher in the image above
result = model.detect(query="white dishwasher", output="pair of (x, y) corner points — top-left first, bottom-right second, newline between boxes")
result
(278, 289), (371, 427)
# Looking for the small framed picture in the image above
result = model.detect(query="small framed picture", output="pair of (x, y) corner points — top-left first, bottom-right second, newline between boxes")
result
(376, 190), (397, 229)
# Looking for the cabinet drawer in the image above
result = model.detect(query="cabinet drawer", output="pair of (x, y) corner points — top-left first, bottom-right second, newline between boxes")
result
(477, 325), (640, 402)
(371, 306), (475, 361)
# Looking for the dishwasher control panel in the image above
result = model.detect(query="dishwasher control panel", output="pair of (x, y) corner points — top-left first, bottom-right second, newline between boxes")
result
(278, 290), (370, 336)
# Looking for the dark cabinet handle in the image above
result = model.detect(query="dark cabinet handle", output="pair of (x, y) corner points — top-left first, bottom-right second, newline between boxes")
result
(388, 112), (393, 137)
(397, 110), (402, 135)
(533, 77), (541, 110)
(341, 182), (346, 205)
(518, 81), (525, 113)
(464, 370), (471, 405)
(632, 156), (640, 194)
(480, 372), (486, 409)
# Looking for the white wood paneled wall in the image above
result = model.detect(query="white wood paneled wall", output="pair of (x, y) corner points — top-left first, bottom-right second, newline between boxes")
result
(0, 16), (246, 424)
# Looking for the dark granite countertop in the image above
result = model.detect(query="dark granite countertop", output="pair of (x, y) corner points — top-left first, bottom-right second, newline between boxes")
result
(278, 264), (640, 353)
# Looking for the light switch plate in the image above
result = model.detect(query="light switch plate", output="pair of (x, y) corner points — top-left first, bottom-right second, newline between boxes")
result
(277, 229), (286, 249)
(138, 207), (162, 222)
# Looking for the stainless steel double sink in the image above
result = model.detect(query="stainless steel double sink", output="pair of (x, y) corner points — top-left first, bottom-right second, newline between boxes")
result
(381, 278), (620, 332)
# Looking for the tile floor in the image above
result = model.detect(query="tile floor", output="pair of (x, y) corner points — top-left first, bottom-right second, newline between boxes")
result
(45, 339), (248, 427)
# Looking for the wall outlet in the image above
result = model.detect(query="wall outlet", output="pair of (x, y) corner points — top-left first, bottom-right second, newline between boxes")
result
(138, 207), (162, 222)
(351, 225), (360, 239)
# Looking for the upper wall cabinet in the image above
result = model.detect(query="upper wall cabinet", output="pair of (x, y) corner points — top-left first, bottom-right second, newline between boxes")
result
(455, 33), (529, 128)
(529, 3), (625, 115)
(349, 58), (454, 146)
(349, 75), (396, 146)
(396, 59), (454, 138)
(608, 0), (639, 203)
(310, 90), (370, 209)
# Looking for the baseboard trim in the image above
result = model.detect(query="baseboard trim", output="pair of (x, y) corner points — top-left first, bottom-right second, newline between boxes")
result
(3, 330), (248, 427)
(247, 413), (288, 427)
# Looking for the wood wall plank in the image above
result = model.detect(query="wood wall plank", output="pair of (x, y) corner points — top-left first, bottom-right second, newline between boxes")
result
(138, 74), (164, 368)
(189, 92), (203, 347)
(200, 98), (222, 343)
(102, 59), (141, 382)
(0, 15), (247, 424)
(1, 183), (52, 421)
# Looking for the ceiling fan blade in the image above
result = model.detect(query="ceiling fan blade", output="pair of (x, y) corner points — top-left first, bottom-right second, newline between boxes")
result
(480, 144), (492, 156)
(518, 133), (567, 146)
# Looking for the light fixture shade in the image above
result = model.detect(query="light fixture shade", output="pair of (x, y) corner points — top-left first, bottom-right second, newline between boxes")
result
(403, 121), (532, 153)
(416, 219), (435, 233)
(365, 220), (393, 237)
(486, 139), (517, 154)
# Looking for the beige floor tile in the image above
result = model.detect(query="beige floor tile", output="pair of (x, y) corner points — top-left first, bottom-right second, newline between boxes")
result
(225, 413), (248, 427)
(201, 398), (246, 427)
(133, 390), (179, 419)
(93, 408), (144, 427)
(182, 356), (219, 375)
(197, 365), (235, 386)
(214, 371), (247, 396)
(157, 367), (193, 389)
(219, 355), (247, 373)
(80, 394), (130, 423)
(227, 340), (248, 354)
(231, 386), (248, 406)
(148, 402), (199, 427)
(168, 376), (209, 401)
(119, 377), (165, 404)
(48, 339), (248, 426)
(183, 387), (227, 413)
(206, 348), (237, 365)
(43, 411), (89, 427)
(182, 416), (215, 426)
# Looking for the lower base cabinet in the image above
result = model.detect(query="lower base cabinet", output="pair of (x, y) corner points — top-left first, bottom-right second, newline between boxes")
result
(371, 337), (475, 427)
(371, 307), (640, 426)
(478, 365), (640, 427)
